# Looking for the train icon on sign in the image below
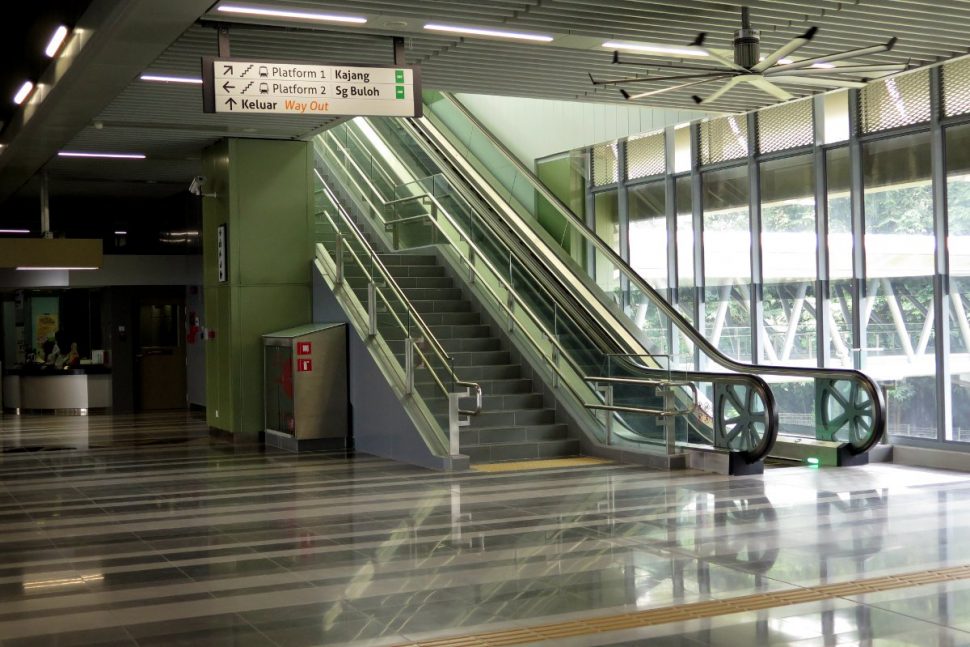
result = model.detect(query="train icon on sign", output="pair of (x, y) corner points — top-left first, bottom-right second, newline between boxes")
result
(259, 66), (268, 77)
(259, 82), (269, 94)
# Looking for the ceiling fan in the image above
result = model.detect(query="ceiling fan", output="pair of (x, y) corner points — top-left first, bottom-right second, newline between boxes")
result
(589, 6), (905, 107)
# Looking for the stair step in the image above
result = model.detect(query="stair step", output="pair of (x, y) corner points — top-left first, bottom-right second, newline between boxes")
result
(425, 392), (544, 410)
(472, 378), (535, 394)
(427, 324), (492, 339)
(440, 337), (500, 352)
(451, 350), (512, 366)
(378, 311), (480, 326)
(467, 408), (556, 428)
(461, 423), (568, 446)
(401, 287), (463, 301)
(462, 439), (582, 463)
(378, 254), (437, 266)
(415, 363), (521, 381)
(393, 276), (455, 289)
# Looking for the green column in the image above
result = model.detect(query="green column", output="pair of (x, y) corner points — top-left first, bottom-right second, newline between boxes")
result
(202, 138), (314, 437)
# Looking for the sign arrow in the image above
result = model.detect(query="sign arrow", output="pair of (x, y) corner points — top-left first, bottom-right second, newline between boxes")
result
(222, 82), (236, 93)
(223, 65), (234, 75)
(225, 97), (237, 111)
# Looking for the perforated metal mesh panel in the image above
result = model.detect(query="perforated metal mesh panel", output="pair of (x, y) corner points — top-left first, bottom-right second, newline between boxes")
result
(591, 142), (619, 187)
(699, 115), (748, 166)
(757, 98), (814, 154)
(626, 131), (665, 180)
(859, 69), (931, 134)
(943, 57), (970, 117)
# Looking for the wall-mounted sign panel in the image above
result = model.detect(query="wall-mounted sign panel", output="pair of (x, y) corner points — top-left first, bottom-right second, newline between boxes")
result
(202, 57), (421, 118)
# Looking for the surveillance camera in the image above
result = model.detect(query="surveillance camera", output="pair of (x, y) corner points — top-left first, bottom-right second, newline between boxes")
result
(188, 176), (206, 196)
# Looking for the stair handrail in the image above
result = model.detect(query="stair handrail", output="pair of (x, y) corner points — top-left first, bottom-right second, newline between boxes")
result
(315, 171), (482, 417)
(421, 91), (885, 454)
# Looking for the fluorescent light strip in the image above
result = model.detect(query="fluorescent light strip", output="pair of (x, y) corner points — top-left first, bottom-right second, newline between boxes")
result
(58, 151), (146, 159)
(13, 81), (34, 105)
(0, 229), (29, 234)
(140, 74), (203, 84)
(45, 25), (69, 57)
(603, 41), (707, 57)
(217, 3), (366, 24)
(16, 267), (98, 271)
(425, 23), (553, 42)
(114, 230), (127, 235)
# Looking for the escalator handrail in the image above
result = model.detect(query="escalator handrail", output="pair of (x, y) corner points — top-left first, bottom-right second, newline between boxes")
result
(430, 91), (886, 453)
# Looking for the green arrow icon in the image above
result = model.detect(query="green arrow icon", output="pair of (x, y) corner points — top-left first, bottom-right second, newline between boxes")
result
(396, 86), (405, 99)
(395, 69), (404, 83)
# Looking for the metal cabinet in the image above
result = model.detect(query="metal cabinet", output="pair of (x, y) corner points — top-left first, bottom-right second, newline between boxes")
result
(263, 323), (348, 452)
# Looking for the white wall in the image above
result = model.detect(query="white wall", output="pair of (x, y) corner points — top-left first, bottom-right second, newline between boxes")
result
(454, 93), (709, 167)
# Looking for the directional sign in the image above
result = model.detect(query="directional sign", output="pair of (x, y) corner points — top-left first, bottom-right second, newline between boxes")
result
(202, 57), (421, 117)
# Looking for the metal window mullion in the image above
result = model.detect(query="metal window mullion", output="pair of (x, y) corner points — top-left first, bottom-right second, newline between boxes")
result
(585, 147), (596, 283)
(814, 95), (831, 369)
(618, 140), (630, 310)
(849, 89), (867, 371)
(665, 126), (678, 357)
(931, 66), (954, 442)
(691, 121), (705, 369)
(748, 112), (763, 366)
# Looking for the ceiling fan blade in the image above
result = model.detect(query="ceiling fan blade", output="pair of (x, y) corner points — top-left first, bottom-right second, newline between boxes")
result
(743, 76), (795, 101)
(752, 26), (817, 73)
(612, 53), (731, 74)
(694, 46), (747, 72)
(769, 63), (909, 76)
(692, 76), (745, 105)
(622, 75), (732, 101)
(591, 71), (731, 87)
(767, 37), (898, 73)
(769, 75), (868, 89)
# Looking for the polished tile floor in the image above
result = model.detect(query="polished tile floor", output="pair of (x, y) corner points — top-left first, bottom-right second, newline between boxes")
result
(2, 413), (970, 645)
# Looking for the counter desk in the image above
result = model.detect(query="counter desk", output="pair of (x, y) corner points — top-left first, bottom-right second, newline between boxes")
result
(2, 366), (112, 414)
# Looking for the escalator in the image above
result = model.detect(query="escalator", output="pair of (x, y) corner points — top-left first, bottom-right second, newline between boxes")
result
(310, 96), (885, 471)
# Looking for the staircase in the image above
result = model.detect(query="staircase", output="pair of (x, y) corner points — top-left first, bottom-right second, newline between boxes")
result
(333, 242), (581, 462)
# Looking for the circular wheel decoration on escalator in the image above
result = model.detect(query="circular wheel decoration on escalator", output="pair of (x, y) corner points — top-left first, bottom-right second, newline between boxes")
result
(817, 379), (874, 450)
(714, 383), (770, 458)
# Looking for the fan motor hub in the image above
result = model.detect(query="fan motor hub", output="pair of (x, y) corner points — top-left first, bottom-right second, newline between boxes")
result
(734, 28), (761, 69)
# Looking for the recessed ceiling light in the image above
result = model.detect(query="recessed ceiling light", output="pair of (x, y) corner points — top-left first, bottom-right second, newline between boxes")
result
(45, 25), (69, 57)
(17, 267), (98, 271)
(13, 81), (34, 105)
(425, 23), (553, 42)
(603, 41), (708, 58)
(216, 3), (367, 24)
(58, 151), (146, 159)
(140, 74), (203, 84)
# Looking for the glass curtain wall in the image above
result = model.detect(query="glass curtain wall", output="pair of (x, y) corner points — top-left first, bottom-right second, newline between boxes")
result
(564, 59), (970, 447)
(760, 154), (817, 366)
(593, 190), (621, 299)
(862, 132), (936, 440)
(702, 165), (751, 362)
(826, 147), (855, 367)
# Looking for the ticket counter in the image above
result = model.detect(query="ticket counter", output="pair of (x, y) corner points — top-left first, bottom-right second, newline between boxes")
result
(3, 366), (112, 414)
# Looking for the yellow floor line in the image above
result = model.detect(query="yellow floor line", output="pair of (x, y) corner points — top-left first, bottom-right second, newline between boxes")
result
(393, 563), (970, 646)
(472, 457), (613, 473)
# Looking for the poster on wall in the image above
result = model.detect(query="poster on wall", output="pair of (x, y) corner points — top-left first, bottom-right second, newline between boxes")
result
(35, 313), (58, 349)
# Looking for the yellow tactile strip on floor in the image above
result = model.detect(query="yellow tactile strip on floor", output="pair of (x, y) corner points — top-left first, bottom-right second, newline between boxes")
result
(393, 564), (970, 646)
(472, 457), (613, 473)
